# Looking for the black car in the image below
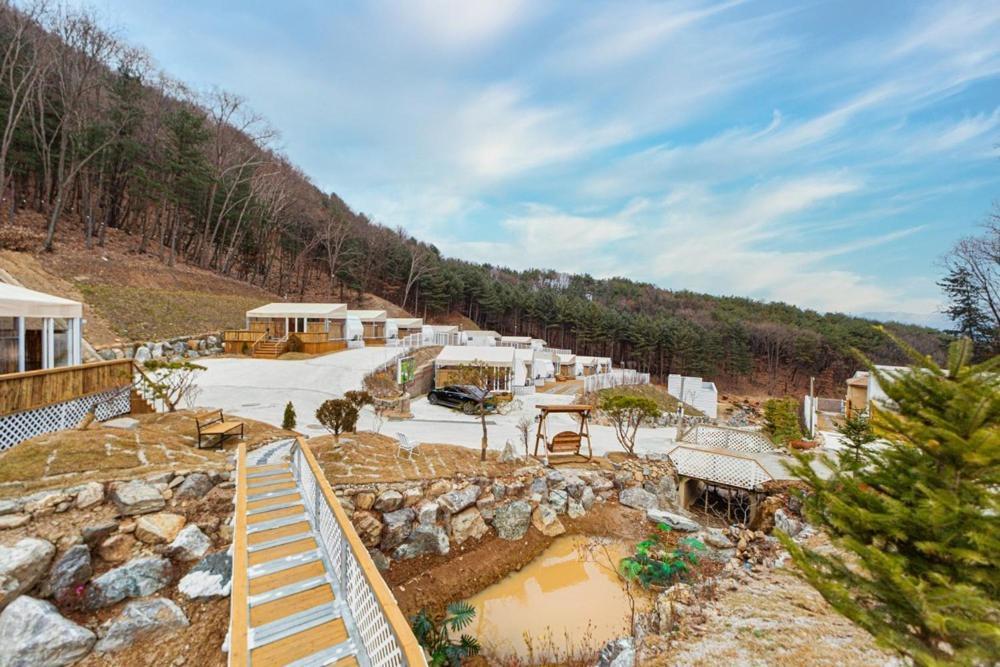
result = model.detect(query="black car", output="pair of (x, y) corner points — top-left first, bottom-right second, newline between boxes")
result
(427, 385), (496, 414)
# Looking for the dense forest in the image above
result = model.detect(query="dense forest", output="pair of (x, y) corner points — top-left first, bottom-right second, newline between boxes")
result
(0, 2), (950, 394)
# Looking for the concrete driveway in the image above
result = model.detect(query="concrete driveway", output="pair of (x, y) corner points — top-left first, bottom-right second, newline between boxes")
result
(192, 347), (401, 434)
(386, 392), (679, 458)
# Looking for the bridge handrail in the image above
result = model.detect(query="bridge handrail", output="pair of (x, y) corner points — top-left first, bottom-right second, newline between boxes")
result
(289, 436), (425, 666)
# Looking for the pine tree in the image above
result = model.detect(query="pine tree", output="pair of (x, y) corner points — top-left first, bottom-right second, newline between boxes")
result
(939, 266), (992, 349)
(835, 411), (876, 468)
(282, 401), (296, 430)
(779, 334), (999, 666)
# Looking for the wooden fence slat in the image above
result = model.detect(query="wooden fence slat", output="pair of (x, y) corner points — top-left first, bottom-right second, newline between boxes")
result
(0, 359), (133, 415)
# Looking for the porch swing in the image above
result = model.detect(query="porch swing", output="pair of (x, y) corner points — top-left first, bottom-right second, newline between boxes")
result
(533, 404), (594, 463)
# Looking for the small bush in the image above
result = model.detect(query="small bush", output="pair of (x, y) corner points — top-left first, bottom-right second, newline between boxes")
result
(620, 523), (705, 589)
(763, 398), (803, 445)
(282, 401), (296, 430)
(315, 399), (358, 438)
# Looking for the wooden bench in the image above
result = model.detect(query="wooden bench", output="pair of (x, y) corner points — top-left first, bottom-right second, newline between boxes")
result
(195, 409), (245, 449)
(549, 431), (582, 454)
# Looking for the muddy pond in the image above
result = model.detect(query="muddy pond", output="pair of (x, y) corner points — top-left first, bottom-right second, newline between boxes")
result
(465, 535), (646, 661)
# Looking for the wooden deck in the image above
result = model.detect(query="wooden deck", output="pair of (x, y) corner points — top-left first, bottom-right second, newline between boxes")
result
(230, 453), (361, 667)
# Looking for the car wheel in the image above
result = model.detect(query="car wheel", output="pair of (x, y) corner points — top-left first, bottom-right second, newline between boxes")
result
(428, 393), (439, 405)
(462, 401), (476, 415)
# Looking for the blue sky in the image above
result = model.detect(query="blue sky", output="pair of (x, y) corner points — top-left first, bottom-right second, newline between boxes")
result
(83, 0), (998, 321)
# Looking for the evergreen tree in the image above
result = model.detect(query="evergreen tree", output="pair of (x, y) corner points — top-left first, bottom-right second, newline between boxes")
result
(939, 266), (991, 347)
(780, 334), (999, 666)
(282, 401), (296, 430)
(835, 411), (876, 468)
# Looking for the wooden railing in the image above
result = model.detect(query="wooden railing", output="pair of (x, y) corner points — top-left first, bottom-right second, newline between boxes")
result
(0, 359), (134, 416)
(291, 438), (425, 665)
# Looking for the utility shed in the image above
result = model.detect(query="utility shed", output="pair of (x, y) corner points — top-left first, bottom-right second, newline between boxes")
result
(433, 345), (515, 391)
(0, 283), (83, 374)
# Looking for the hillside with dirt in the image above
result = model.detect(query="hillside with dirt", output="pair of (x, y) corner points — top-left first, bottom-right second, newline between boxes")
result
(0, 212), (414, 346)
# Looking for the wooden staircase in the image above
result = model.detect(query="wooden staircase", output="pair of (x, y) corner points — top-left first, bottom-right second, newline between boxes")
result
(253, 338), (289, 359)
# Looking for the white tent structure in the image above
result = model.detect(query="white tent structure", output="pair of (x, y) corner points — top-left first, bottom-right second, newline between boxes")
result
(1, 283), (83, 374)
(530, 338), (548, 350)
(344, 315), (364, 342)
(556, 353), (578, 377)
(463, 330), (501, 346)
(433, 345), (515, 391)
(499, 335), (532, 349)
(244, 302), (347, 339)
(422, 324), (459, 346)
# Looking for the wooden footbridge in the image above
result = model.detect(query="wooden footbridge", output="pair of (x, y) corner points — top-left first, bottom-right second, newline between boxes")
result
(229, 438), (425, 667)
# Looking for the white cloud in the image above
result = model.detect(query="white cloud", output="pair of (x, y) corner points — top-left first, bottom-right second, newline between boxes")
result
(378, 0), (534, 53)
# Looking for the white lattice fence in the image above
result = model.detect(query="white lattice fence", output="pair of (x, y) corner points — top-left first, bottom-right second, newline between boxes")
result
(668, 445), (773, 490)
(0, 387), (131, 451)
(290, 442), (417, 667)
(680, 425), (777, 454)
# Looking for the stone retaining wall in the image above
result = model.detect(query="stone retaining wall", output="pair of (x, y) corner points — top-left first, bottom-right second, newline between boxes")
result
(94, 332), (224, 364)
(333, 456), (681, 569)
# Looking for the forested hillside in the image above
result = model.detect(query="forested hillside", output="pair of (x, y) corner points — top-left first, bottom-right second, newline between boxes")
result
(0, 3), (948, 394)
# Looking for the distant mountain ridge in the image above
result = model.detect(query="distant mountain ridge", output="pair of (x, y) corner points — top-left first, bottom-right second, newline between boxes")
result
(856, 311), (953, 331)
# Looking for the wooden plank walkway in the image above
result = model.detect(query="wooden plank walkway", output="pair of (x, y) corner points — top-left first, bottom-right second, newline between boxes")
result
(230, 454), (362, 667)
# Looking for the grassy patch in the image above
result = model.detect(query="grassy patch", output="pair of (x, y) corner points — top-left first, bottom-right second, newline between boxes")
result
(593, 384), (703, 417)
(0, 411), (295, 497)
(75, 283), (268, 341)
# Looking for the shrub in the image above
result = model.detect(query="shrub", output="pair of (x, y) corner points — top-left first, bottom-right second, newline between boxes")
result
(411, 602), (480, 666)
(619, 523), (705, 589)
(600, 394), (661, 455)
(282, 401), (296, 430)
(763, 398), (803, 445)
(315, 399), (358, 438)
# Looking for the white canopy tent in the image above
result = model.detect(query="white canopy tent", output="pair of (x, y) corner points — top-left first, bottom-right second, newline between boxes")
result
(434, 345), (515, 391)
(245, 302), (347, 320)
(0, 283), (84, 374)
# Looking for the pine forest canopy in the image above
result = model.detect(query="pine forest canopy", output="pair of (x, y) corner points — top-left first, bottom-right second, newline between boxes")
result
(0, 2), (950, 394)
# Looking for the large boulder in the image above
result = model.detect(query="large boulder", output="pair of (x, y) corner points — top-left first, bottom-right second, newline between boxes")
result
(699, 528), (734, 549)
(450, 508), (488, 545)
(380, 509), (415, 551)
(647, 509), (701, 532)
(597, 637), (635, 667)
(0, 596), (95, 666)
(132, 346), (151, 364)
(40, 545), (91, 606)
(580, 486), (596, 511)
(567, 497), (586, 519)
(174, 473), (213, 500)
(167, 525), (212, 561)
(84, 556), (172, 610)
(493, 500), (532, 541)
(95, 597), (189, 653)
(373, 490), (403, 513)
(74, 482), (105, 510)
(178, 552), (231, 600)
(352, 511), (383, 548)
(0, 538), (56, 610)
(438, 486), (480, 514)
(393, 525), (449, 560)
(414, 500), (439, 526)
(619, 487), (659, 511)
(531, 504), (566, 537)
(135, 513), (186, 545)
(110, 481), (165, 516)
(547, 489), (569, 514)
(97, 534), (135, 564)
(773, 509), (803, 538)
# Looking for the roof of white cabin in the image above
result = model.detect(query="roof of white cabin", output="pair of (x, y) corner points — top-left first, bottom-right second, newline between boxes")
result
(388, 317), (423, 327)
(557, 353), (576, 363)
(500, 335), (532, 343)
(576, 355), (599, 364)
(436, 345), (514, 366)
(428, 324), (458, 333)
(347, 309), (387, 322)
(466, 330), (501, 338)
(246, 302), (347, 319)
(0, 282), (83, 319)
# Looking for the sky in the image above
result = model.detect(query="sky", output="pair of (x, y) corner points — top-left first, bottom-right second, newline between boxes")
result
(80, 0), (999, 324)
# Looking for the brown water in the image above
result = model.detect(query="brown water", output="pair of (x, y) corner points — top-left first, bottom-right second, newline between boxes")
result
(465, 535), (640, 661)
